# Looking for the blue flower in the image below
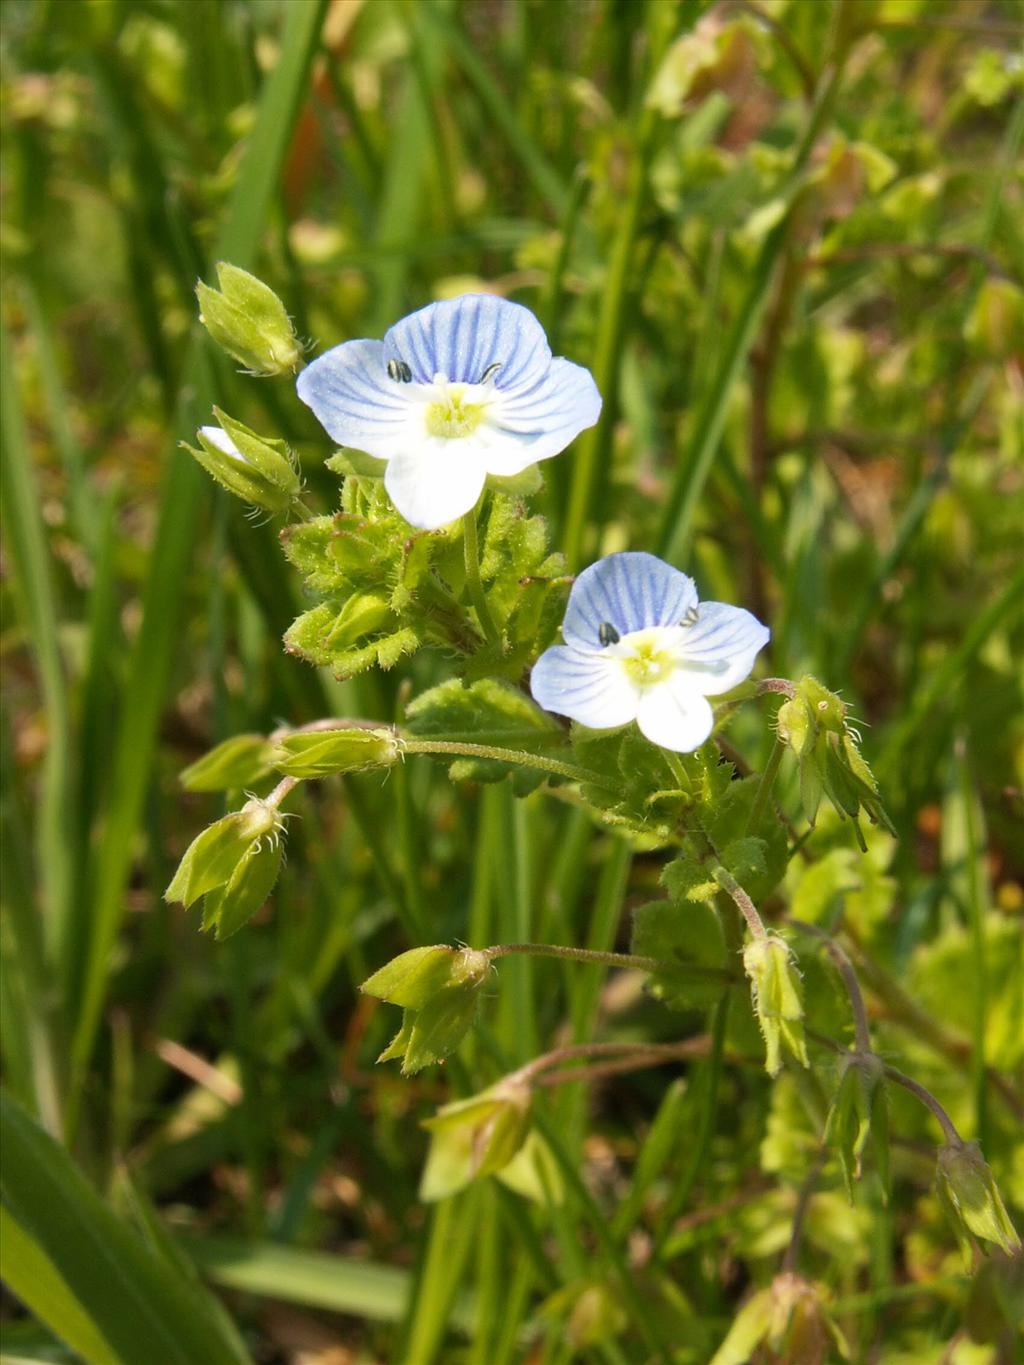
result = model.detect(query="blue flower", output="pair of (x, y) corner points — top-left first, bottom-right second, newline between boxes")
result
(530, 552), (770, 753)
(296, 294), (601, 529)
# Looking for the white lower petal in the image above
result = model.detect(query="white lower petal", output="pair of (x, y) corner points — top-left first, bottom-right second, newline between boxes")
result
(530, 647), (639, 730)
(383, 449), (487, 530)
(636, 682), (714, 753)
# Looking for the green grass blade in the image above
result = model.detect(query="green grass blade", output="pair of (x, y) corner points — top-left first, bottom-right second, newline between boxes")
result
(68, 0), (331, 1123)
(0, 1092), (253, 1365)
(0, 318), (73, 974)
(0, 1207), (118, 1365)
(656, 65), (844, 565)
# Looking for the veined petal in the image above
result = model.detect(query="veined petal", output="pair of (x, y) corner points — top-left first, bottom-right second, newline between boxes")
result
(383, 449), (487, 530)
(296, 339), (410, 456)
(489, 358), (602, 466)
(636, 680), (714, 753)
(530, 647), (639, 730)
(563, 552), (699, 652)
(676, 602), (770, 695)
(384, 295), (551, 390)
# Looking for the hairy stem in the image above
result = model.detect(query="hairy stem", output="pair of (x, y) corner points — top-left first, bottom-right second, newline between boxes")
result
(265, 775), (299, 808)
(515, 1038), (712, 1087)
(884, 1066), (961, 1146)
(487, 942), (659, 972)
(711, 865), (768, 940)
(403, 738), (614, 789)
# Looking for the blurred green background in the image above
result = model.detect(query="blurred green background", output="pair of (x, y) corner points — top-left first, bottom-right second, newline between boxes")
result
(1, 0), (1022, 1361)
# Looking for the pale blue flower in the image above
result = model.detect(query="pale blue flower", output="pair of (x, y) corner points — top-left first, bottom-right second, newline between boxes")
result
(530, 552), (770, 753)
(297, 294), (601, 530)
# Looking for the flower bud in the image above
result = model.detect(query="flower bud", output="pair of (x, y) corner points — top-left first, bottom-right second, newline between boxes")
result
(825, 1053), (890, 1202)
(196, 262), (302, 375)
(271, 726), (401, 779)
(362, 945), (487, 1008)
(365, 946), (491, 1074)
(318, 592), (394, 650)
(180, 734), (273, 792)
(419, 1078), (533, 1200)
(201, 837), (283, 939)
(743, 936), (809, 1077)
(184, 409), (301, 514)
(964, 277), (1023, 359)
(165, 797), (280, 909)
(711, 1275), (848, 1365)
(565, 1283), (628, 1350)
(936, 1139), (1021, 1255)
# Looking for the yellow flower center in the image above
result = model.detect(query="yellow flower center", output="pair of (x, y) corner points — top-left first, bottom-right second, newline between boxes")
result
(620, 636), (676, 687)
(425, 385), (486, 439)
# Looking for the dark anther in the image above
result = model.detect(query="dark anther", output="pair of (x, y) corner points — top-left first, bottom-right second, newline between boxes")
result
(680, 605), (699, 627)
(387, 358), (413, 383)
(598, 622), (620, 646)
(479, 362), (502, 383)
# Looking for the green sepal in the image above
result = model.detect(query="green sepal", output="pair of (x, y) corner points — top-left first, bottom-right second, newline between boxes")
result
(419, 1081), (533, 1199)
(743, 935), (809, 1077)
(936, 1140), (1022, 1255)
(201, 838), (283, 939)
(165, 800), (278, 908)
(284, 604), (423, 678)
(397, 987), (483, 1074)
(180, 735), (273, 791)
(187, 409), (301, 512)
(824, 1054), (888, 1201)
(196, 262), (302, 375)
(271, 727), (400, 778)
(361, 946), (489, 1009)
(326, 448), (389, 479)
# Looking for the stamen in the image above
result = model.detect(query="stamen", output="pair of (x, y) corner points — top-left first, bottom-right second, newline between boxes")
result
(479, 362), (502, 383)
(598, 622), (620, 646)
(680, 605), (699, 627)
(387, 358), (413, 383)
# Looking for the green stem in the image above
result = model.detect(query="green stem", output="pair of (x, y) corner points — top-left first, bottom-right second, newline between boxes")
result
(487, 942), (661, 973)
(711, 865), (768, 941)
(746, 735), (786, 834)
(462, 505), (500, 646)
(402, 738), (614, 790)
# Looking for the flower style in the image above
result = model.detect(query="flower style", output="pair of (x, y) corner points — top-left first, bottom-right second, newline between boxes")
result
(530, 552), (770, 753)
(296, 294), (601, 529)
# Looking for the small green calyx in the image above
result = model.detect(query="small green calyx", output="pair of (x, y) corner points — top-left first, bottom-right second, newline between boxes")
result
(776, 675), (894, 843)
(196, 262), (302, 376)
(936, 1139), (1021, 1255)
(270, 726), (401, 779)
(363, 945), (491, 1073)
(180, 734), (274, 792)
(419, 1078), (533, 1200)
(825, 1053), (890, 1202)
(165, 798), (280, 910)
(743, 935), (809, 1077)
(188, 407), (301, 514)
(425, 386), (486, 439)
